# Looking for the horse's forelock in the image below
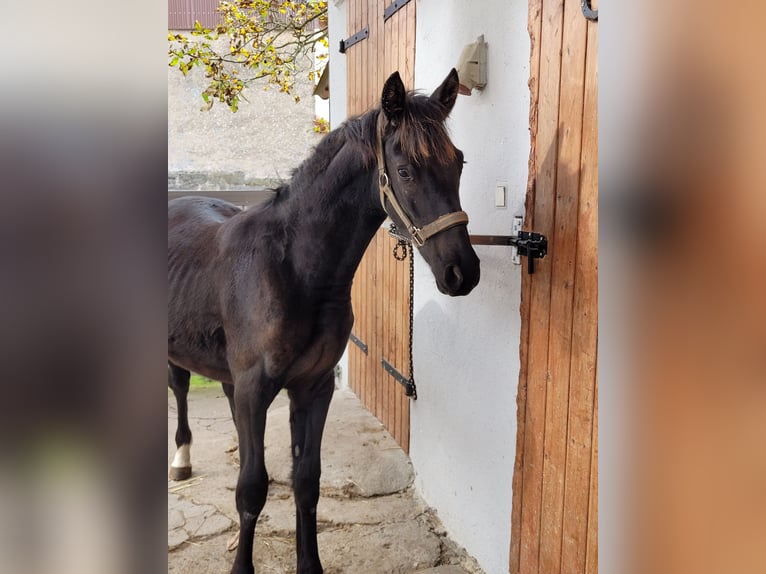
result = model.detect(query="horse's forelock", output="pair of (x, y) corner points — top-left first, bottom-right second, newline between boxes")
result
(396, 92), (457, 166)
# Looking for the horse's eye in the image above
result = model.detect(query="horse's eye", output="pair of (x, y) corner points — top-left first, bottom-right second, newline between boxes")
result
(397, 168), (411, 180)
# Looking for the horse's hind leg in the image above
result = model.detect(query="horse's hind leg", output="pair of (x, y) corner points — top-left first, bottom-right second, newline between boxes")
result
(168, 362), (193, 481)
(231, 371), (281, 574)
(289, 372), (335, 574)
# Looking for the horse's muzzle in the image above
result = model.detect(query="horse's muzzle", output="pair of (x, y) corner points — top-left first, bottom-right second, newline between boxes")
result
(438, 252), (480, 297)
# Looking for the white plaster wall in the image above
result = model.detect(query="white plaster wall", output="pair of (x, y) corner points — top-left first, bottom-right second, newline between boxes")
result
(410, 2), (530, 573)
(314, 41), (330, 122)
(328, 0), (348, 129)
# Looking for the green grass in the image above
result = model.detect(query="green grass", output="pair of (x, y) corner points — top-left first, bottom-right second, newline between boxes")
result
(190, 373), (219, 387)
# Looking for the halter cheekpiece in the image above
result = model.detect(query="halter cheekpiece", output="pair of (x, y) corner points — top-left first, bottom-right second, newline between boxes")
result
(375, 112), (469, 247)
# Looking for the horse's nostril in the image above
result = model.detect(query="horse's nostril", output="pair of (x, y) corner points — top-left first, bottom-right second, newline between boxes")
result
(444, 264), (464, 292)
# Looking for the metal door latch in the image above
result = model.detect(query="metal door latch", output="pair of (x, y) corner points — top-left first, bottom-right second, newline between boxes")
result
(513, 231), (548, 274)
(470, 219), (548, 274)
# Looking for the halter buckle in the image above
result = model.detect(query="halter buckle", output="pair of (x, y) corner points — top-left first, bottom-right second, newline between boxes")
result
(410, 227), (425, 247)
(379, 172), (390, 189)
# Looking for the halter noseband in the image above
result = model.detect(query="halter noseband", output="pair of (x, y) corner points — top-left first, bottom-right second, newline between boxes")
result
(375, 112), (469, 247)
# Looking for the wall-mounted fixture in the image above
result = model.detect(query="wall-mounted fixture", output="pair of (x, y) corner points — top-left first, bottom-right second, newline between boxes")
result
(313, 64), (330, 100)
(456, 35), (488, 95)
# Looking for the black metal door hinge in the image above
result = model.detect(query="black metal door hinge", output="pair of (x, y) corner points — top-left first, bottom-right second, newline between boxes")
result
(384, 0), (413, 22)
(349, 332), (368, 354)
(339, 26), (369, 54)
(381, 357), (416, 397)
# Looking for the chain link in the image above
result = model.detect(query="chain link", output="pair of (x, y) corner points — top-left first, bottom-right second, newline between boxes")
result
(393, 240), (408, 261)
(387, 223), (417, 399)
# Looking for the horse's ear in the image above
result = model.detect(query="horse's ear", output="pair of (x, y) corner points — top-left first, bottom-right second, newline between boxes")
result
(430, 68), (460, 118)
(381, 71), (406, 123)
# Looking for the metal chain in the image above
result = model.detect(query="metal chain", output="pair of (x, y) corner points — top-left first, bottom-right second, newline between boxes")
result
(406, 242), (417, 399)
(393, 240), (408, 261)
(387, 223), (417, 399)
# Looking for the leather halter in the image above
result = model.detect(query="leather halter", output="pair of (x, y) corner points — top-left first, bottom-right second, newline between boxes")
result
(375, 112), (469, 247)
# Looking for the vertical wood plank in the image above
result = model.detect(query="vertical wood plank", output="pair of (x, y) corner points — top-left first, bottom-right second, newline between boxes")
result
(375, 235), (383, 417)
(404, 1), (416, 88)
(380, 0), (387, 81)
(349, 1), (356, 404)
(371, 0), (382, 433)
(357, 0), (367, 409)
(361, 0), (369, 109)
(355, 0), (362, 115)
(584, 371), (598, 574)
(393, 231), (401, 443)
(399, 5), (407, 83)
(347, 0), (359, 402)
(518, 0), (565, 571)
(511, 0), (543, 570)
(347, 0), (355, 111)
(387, 244), (398, 443)
(381, 231), (390, 425)
(382, 0), (390, 78)
(560, 14), (598, 574)
(365, 235), (376, 410)
(538, 0), (588, 571)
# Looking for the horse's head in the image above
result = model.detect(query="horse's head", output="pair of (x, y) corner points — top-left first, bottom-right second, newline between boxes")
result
(377, 69), (480, 296)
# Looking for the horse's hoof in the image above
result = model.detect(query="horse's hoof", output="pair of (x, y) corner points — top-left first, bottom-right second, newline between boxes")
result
(169, 466), (192, 481)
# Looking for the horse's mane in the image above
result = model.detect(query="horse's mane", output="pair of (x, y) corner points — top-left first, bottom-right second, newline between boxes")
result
(281, 91), (456, 198)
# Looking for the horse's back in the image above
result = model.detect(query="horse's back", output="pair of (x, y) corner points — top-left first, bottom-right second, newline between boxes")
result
(168, 196), (241, 265)
(169, 196), (241, 230)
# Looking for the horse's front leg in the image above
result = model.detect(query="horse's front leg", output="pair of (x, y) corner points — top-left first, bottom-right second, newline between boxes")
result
(168, 362), (193, 481)
(289, 372), (335, 574)
(230, 368), (281, 574)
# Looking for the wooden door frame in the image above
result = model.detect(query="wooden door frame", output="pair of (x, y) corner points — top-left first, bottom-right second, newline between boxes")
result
(510, 0), (598, 572)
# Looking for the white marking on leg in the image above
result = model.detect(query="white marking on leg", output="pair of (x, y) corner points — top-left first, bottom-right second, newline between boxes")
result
(171, 443), (191, 469)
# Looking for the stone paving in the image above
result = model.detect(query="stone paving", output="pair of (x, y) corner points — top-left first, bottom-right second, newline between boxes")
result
(168, 385), (484, 574)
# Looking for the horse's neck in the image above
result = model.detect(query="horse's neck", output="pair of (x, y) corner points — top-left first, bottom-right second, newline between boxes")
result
(280, 139), (386, 295)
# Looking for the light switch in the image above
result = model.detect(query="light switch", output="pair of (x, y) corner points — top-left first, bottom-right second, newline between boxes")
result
(495, 184), (506, 208)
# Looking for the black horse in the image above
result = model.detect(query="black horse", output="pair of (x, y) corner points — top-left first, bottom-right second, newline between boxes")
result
(168, 69), (480, 574)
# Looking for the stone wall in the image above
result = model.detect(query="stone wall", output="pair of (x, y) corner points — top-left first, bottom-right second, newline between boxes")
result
(168, 35), (323, 190)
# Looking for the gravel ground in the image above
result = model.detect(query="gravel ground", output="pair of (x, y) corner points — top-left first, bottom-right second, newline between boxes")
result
(168, 386), (485, 574)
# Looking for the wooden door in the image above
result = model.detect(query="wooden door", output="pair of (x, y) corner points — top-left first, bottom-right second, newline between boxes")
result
(510, 1), (598, 573)
(344, 0), (416, 452)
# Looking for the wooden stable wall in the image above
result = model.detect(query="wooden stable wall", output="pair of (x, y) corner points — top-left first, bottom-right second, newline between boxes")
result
(345, 0), (416, 452)
(510, 1), (598, 573)
(168, 0), (222, 30)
